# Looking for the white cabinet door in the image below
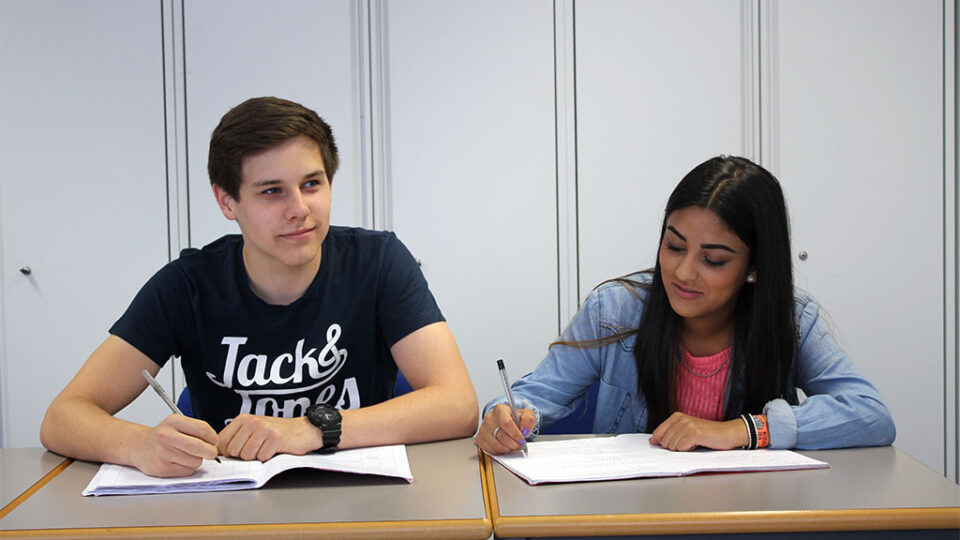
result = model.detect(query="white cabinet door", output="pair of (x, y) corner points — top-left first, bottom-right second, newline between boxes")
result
(0, 0), (171, 446)
(576, 0), (750, 295)
(769, 0), (945, 472)
(382, 0), (559, 404)
(182, 0), (363, 248)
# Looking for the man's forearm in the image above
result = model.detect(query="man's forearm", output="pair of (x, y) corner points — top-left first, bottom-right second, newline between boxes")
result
(40, 395), (150, 466)
(337, 385), (478, 449)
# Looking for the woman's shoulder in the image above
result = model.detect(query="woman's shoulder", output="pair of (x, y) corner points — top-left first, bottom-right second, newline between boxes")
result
(588, 271), (652, 330)
(792, 287), (827, 334)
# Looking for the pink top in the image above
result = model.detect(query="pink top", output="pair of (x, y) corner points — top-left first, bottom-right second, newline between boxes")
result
(675, 346), (732, 421)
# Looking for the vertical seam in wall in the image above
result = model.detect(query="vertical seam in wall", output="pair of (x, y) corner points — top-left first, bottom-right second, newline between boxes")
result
(954, 0), (959, 483)
(180, 0), (190, 247)
(742, 0), (761, 161)
(572, 0), (580, 309)
(554, 0), (580, 330)
(761, 1), (781, 176)
(161, 0), (171, 263)
(369, 3), (376, 230)
(353, 0), (374, 230)
(554, 0), (561, 336)
(384, 1), (393, 231)
(756, 0), (762, 162)
(943, 0), (948, 480)
(943, 0), (960, 482)
(369, 0), (391, 232)
(0, 0), (6, 447)
(366, 0), (376, 229)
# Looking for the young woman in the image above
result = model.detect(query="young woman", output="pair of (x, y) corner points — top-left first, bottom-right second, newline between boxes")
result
(477, 156), (895, 455)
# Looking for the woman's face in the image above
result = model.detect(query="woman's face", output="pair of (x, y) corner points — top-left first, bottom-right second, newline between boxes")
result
(659, 206), (752, 329)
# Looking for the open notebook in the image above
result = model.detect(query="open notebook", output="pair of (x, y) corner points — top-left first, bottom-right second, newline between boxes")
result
(83, 444), (412, 496)
(491, 434), (828, 485)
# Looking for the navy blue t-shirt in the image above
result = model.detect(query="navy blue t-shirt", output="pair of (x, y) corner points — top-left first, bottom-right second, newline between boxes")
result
(110, 226), (444, 430)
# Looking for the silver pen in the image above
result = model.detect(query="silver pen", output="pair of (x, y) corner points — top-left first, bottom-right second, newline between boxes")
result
(142, 370), (183, 414)
(496, 359), (528, 457)
(142, 370), (221, 463)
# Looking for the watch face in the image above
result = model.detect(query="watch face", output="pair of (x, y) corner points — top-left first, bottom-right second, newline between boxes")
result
(307, 404), (341, 428)
(318, 409), (339, 422)
(307, 404), (341, 452)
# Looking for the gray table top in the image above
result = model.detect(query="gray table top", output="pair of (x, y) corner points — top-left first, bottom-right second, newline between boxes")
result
(0, 438), (490, 539)
(487, 436), (960, 536)
(0, 448), (68, 510)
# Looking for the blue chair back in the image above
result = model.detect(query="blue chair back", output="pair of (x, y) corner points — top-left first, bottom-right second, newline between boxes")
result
(176, 387), (193, 417)
(176, 371), (414, 419)
(541, 381), (599, 434)
(394, 371), (414, 396)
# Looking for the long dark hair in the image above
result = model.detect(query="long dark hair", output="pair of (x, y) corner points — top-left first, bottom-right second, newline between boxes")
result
(636, 156), (796, 430)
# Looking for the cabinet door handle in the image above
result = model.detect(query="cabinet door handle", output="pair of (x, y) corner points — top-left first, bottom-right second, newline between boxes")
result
(19, 266), (31, 275)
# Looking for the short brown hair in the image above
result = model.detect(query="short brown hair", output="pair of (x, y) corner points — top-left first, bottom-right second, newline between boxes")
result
(208, 96), (339, 199)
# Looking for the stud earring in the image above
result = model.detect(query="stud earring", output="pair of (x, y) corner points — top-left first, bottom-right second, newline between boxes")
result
(746, 274), (756, 283)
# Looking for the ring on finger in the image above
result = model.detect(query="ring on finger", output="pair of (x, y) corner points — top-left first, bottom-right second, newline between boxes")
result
(493, 426), (502, 439)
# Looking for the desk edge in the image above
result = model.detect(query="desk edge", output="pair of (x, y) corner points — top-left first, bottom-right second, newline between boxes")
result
(492, 507), (960, 536)
(0, 458), (72, 520)
(0, 517), (492, 539)
(482, 454), (960, 536)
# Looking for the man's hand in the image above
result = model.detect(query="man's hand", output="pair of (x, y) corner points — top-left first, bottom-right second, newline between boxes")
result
(217, 414), (321, 461)
(649, 412), (749, 451)
(132, 414), (219, 477)
(476, 404), (536, 455)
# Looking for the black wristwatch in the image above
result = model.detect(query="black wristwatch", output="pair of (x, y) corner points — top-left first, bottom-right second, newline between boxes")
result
(305, 403), (342, 453)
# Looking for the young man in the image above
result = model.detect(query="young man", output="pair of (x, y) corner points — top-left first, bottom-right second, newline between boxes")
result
(41, 97), (478, 477)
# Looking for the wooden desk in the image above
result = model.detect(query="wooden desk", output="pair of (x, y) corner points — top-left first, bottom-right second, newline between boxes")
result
(482, 435), (960, 538)
(0, 449), (70, 515)
(0, 438), (491, 539)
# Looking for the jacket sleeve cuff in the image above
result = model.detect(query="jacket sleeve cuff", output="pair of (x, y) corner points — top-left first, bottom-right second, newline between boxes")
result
(482, 396), (542, 440)
(763, 398), (798, 449)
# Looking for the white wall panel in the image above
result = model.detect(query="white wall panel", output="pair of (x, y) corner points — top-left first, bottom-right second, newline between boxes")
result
(0, 0), (171, 446)
(182, 0), (363, 248)
(0, 0), (952, 473)
(768, 0), (945, 472)
(576, 0), (750, 296)
(383, 0), (558, 405)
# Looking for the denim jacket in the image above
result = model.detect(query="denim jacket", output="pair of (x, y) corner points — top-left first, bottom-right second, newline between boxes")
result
(485, 273), (895, 449)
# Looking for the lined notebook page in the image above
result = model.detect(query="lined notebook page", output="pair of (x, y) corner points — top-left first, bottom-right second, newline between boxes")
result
(83, 444), (413, 496)
(492, 434), (828, 485)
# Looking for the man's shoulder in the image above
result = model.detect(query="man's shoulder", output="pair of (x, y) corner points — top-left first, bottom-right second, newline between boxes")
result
(326, 226), (397, 247)
(177, 234), (242, 262)
(159, 234), (242, 288)
(325, 226), (408, 264)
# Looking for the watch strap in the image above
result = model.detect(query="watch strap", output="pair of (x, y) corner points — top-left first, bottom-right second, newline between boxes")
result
(306, 404), (342, 453)
(319, 423), (341, 453)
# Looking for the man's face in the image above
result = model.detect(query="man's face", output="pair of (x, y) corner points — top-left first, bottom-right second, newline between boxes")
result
(214, 135), (331, 275)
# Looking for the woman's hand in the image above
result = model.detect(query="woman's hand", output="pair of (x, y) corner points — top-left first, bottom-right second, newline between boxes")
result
(650, 412), (749, 451)
(476, 404), (536, 455)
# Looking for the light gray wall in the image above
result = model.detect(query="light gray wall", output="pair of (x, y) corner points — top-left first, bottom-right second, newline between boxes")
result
(1, 0), (956, 481)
